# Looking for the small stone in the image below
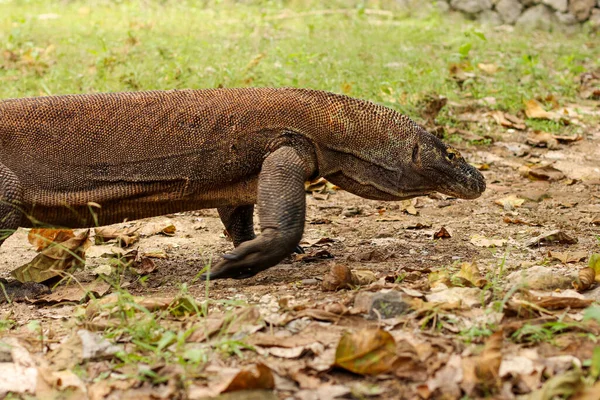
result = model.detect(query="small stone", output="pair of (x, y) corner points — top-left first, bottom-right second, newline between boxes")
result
(353, 291), (375, 313)
(368, 291), (412, 319)
(341, 206), (361, 217)
(301, 278), (318, 286)
(555, 11), (579, 25)
(436, 0), (451, 12)
(450, 0), (493, 14)
(506, 266), (575, 290)
(568, 0), (596, 21)
(590, 8), (600, 29)
(516, 4), (557, 30)
(496, 0), (523, 24)
(480, 9), (504, 24)
(543, 0), (568, 12)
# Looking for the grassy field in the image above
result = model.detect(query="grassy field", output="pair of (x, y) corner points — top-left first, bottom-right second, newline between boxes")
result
(1, 0), (597, 118)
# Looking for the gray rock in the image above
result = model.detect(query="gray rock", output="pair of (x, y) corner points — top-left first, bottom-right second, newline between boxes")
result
(568, 0), (596, 21)
(435, 0), (452, 12)
(480, 9), (504, 24)
(555, 11), (579, 25)
(516, 4), (557, 29)
(368, 291), (411, 319)
(496, 0), (524, 24)
(590, 8), (600, 29)
(543, 0), (568, 12)
(506, 265), (575, 290)
(519, 0), (541, 5)
(450, 0), (493, 13)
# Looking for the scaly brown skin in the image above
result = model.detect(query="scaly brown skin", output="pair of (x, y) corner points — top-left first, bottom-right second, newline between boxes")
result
(0, 88), (485, 280)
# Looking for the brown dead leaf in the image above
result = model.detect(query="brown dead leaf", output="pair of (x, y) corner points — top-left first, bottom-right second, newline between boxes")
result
(417, 93), (447, 126)
(433, 226), (451, 239)
(322, 264), (353, 291)
(454, 262), (488, 288)
(574, 254), (600, 291)
(475, 330), (503, 390)
(528, 165), (566, 181)
(578, 71), (600, 100)
(531, 295), (593, 310)
(524, 99), (559, 120)
(305, 178), (338, 194)
(549, 251), (587, 264)
(573, 268), (596, 292)
(334, 329), (397, 375)
(11, 230), (91, 283)
(553, 134), (582, 144)
(489, 111), (526, 130)
(94, 226), (139, 247)
(526, 230), (578, 247)
(527, 131), (559, 149)
(28, 229), (74, 251)
(222, 363), (274, 393)
(495, 194), (525, 209)
(449, 62), (475, 88)
(33, 280), (110, 304)
(470, 234), (506, 248)
(133, 257), (157, 275)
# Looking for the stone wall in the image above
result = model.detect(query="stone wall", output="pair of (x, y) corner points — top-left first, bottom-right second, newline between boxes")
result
(437, 0), (600, 29)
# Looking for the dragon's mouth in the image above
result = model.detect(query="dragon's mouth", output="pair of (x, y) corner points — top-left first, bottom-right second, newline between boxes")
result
(429, 163), (486, 200)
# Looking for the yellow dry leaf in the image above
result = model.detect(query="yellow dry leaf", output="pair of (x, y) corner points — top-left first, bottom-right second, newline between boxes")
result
(27, 228), (75, 251)
(475, 330), (503, 389)
(12, 230), (91, 283)
(454, 262), (487, 288)
(494, 195), (525, 209)
(477, 63), (498, 74)
(524, 99), (557, 120)
(335, 329), (397, 375)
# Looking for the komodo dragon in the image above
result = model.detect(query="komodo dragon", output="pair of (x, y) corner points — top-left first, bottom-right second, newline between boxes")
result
(0, 88), (485, 280)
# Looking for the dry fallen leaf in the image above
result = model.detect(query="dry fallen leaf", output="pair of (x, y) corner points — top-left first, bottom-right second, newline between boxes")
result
(526, 131), (559, 149)
(528, 165), (565, 181)
(573, 268), (596, 292)
(454, 262), (488, 288)
(475, 330), (503, 390)
(574, 254), (600, 291)
(549, 251), (587, 264)
(334, 329), (397, 375)
(524, 99), (559, 120)
(322, 264), (353, 291)
(11, 230), (91, 283)
(477, 62), (498, 74)
(95, 226), (139, 247)
(526, 230), (578, 247)
(433, 226), (452, 239)
(27, 228), (74, 251)
(489, 111), (526, 130)
(495, 194), (525, 209)
(470, 234), (507, 248)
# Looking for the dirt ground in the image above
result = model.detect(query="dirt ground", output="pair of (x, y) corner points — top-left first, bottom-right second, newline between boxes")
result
(1, 112), (600, 399)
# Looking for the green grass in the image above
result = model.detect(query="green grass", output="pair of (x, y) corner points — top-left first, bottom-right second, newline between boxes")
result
(1, 0), (598, 122)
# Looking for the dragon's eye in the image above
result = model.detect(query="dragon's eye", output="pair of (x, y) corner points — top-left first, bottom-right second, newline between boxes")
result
(446, 148), (460, 162)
